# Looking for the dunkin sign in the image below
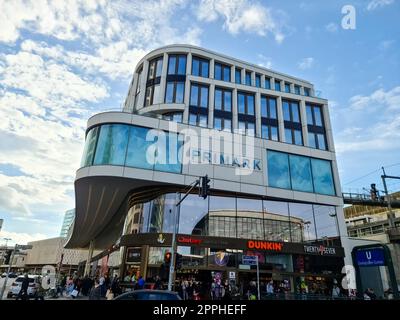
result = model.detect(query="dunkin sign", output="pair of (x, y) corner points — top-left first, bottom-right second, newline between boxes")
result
(247, 240), (283, 252)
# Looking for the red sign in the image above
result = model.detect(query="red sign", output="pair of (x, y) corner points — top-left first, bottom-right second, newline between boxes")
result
(247, 240), (283, 252)
(177, 236), (202, 245)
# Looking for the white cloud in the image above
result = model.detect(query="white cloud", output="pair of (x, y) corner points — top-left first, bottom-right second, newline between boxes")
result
(349, 87), (400, 111)
(0, 230), (48, 246)
(196, 0), (286, 43)
(298, 57), (314, 70)
(257, 54), (272, 69)
(379, 40), (396, 51)
(325, 22), (338, 33)
(367, 0), (394, 11)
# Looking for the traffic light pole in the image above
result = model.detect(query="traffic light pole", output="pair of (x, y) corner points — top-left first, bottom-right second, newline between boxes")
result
(0, 244), (16, 300)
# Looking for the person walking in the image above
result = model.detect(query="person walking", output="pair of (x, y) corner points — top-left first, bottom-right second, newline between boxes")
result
(16, 274), (30, 300)
(34, 277), (46, 301)
(89, 279), (102, 300)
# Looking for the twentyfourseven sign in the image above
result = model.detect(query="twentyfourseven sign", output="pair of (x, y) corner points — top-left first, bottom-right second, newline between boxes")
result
(303, 245), (337, 256)
(190, 149), (262, 171)
(247, 240), (283, 252)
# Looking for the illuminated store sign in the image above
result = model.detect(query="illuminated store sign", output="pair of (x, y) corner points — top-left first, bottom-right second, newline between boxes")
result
(177, 236), (203, 245)
(303, 245), (336, 255)
(247, 240), (283, 252)
(190, 149), (262, 171)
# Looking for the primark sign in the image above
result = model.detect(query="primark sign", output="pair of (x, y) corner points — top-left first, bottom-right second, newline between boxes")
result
(190, 149), (262, 171)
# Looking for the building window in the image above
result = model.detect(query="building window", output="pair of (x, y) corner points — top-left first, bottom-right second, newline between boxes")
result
(294, 85), (300, 95)
(260, 96), (278, 141)
(267, 150), (335, 195)
(255, 74), (261, 87)
(238, 92), (255, 136)
(304, 87), (311, 96)
(245, 71), (251, 86)
(265, 77), (271, 90)
(235, 68), (242, 84)
(306, 104), (327, 150)
(285, 83), (291, 93)
(283, 100), (303, 145)
(192, 56), (209, 78)
(168, 54), (186, 75)
(214, 87), (232, 132)
(165, 81), (185, 103)
(162, 112), (182, 123)
(134, 66), (143, 109)
(215, 62), (231, 82)
(144, 57), (163, 106)
(189, 83), (209, 128)
(275, 80), (281, 91)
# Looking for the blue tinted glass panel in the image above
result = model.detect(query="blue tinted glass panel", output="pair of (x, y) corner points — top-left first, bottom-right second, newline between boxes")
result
(294, 86), (300, 95)
(308, 134), (317, 148)
(177, 56), (186, 75)
(269, 98), (277, 119)
(247, 95), (255, 115)
(190, 85), (198, 106)
(235, 69), (241, 84)
(81, 127), (99, 167)
(224, 91), (232, 111)
(294, 129), (303, 145)
(311, 159), (335, 195)
(283, 101), (290, 121)
(304, 88), (310, 96)
(289, 155), (313, 192)
(156, 58), (163, 77)
(202, 61), (209, 78)
(238, 121), (246, 133)
(255, 75), (261, 87)
(275, 81), (281, 91)
(154, 132), (182, 173)
(265, 78), (270, 89)
(175, 82), (184, 103)
(314, 107), (323, 126)
(285, 83), (290, 93)
(238, 94), (245, 114)
(224, 119), (231, 131)
(261, 97), (267, 117)
(245, 72), (251, 85)
(214, 89), (222, 110)
(292, 102), (300, 123)
(165, 82), (174, 103)
(199, 114), (207, 127)
(168, 56), (176, 75)
(270, 126), (278, 141)
(317, 134), (326, 150)
(200, 86), (208, 108)
(125, 126), (154, 169)
(214, 117), (222, 130)
(192, 58), (199, 76)
(189, 113), (197, 125)
(215, 63), (221, 80)
(247, 122), (255, 136)
(262, 124), (268, 139)
(306, 105), (313, 125)
(223, 66), (231, 81)
(267, 151), (291, 189)
(285, 128), (292, 143)
(94, 124), (129, 165)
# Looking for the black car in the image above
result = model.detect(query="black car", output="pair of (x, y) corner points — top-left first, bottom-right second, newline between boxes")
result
(114, 289), (181, 300)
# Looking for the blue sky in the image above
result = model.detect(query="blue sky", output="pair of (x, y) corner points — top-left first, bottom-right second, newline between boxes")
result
(0, 0), (399, 245)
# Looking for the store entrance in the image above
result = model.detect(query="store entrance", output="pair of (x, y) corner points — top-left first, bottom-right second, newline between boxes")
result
(175, 269), (213, 299)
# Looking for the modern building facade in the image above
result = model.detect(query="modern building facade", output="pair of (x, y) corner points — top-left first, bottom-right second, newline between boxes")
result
(66, 45), (351, 296)
(60, 209), (75, 238)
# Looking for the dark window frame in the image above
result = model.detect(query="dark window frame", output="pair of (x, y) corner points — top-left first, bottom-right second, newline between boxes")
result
(235, 68), (242, 84)
(165, 81), (185, 104)
(214, 62), (231, 82)
(255, 74), (261, 87)
(237, 91), (255, 116)
(260, 96), (279, 141)
(214, 87), (232, 112)
(167, 54), (187, 75)
(245, 71), (252, 86)
(192, 56), (210, 78)
(306, 104), (327, 150)
(190, 83), (209, 108)
(283, 99), (303, 145)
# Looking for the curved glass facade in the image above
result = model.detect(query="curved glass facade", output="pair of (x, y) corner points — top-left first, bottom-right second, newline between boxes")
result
(80, 124), (183, 173)
(123, 193), (339, 243)
(267, 150), (336, 196)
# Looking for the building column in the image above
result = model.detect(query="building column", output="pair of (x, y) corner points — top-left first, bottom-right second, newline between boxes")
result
(208, 84), (215, 129)
(209, 58), (215, 79)
(159, 52), (169, 106)
(270, 77), (275, 91)
(323, 103), (334, 152)
(84, 240), (94, 276)
(276, 96), (285, 143)
(137, 59), (149, 110)
(300, 100), (309, 147)
(232, 89), (238, 132)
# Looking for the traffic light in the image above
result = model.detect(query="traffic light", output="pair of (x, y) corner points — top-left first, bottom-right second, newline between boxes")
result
(200, 175), (211, 199)
(176, 253), (183, 270)
(4, 249), (12, 265)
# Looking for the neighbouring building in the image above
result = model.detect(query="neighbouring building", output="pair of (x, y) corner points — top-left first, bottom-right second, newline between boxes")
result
(66, 44), (359, 297)
(60, 209), (75, 238)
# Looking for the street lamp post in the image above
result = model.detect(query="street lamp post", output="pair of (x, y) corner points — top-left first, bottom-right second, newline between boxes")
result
(3, 238), (11, 248)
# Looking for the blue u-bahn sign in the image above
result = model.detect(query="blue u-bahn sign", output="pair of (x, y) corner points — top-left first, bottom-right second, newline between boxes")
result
(356, 248), (385, 267)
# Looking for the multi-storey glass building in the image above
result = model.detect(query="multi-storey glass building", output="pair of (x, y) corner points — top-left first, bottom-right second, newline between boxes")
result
(66, 45), (351, 296)
(60, 209), (75, 238)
